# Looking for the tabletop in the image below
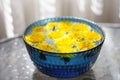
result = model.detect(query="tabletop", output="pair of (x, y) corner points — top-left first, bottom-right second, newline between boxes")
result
(0, 23), (120, 80)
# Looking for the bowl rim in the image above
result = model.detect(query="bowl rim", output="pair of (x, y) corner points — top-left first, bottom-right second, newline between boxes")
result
(23, 16), (105, 54)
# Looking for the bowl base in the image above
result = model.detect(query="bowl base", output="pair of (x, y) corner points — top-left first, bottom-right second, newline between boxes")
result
(37, 66), (90, 78)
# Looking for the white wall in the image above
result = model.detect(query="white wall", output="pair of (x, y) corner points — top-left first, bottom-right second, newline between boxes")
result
(0, 0), (120, 40)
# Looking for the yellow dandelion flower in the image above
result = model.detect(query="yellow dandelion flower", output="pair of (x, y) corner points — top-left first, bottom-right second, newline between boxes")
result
(32, 26), (46, 33)
(24, 35), (35, 46)
(45, 22), (58, 31)
(84, 30), (102, 41)
(56, 46), (76, 53)
(73, 23), (90, 32)
(37, 43), (54, 52)
(48, 31), (65, 40)
(55, 37), (75, 47)
(76, 41), (96, 51)
(25, 33), (46, 44)
(58, 21), (72, 32)
(69, 32), (84, 41)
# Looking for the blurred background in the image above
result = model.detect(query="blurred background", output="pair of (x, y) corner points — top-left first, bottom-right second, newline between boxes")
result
(0, 0), (120, 40)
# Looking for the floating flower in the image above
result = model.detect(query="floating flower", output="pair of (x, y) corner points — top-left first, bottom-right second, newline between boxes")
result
(58, 21), (72, 32)
(24, 35), (35, 46)
(55, 37), (75, 47)
(68, 32), (84, 41)
(37, 43), (54, 52)
(73, 23), (90, 32)
(56, 46), (76, 53)
(48, 31), (65, 40)
(84, 30), (102, 41)
(32, 26), (46, 33)
(76, 41), (96, 51)
(45, 22), (58, 31)
(25, 33), (46, 44)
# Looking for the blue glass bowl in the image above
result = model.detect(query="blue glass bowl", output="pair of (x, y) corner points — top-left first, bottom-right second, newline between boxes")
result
(23, 17), (105, 78)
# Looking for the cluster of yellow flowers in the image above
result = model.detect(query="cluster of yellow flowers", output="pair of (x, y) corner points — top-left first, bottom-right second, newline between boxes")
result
(25, 21), (102, 53)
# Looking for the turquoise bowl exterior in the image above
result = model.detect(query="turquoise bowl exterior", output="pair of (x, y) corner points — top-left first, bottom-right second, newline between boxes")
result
(23, 17), (105, 78)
